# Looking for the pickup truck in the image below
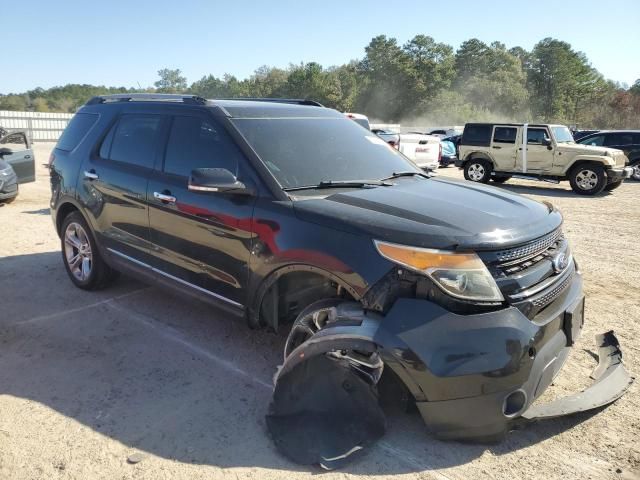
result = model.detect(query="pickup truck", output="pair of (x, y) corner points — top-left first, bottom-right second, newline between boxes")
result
(456, 123), (632, 195)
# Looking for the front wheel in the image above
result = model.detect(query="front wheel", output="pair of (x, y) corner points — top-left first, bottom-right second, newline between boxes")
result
(463, 159), (492, 183)
(630, 161), (640, 181)
(569, 165), (606, 195)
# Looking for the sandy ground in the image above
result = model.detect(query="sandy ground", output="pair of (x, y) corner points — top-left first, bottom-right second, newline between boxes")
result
(0, 143), (638, 480)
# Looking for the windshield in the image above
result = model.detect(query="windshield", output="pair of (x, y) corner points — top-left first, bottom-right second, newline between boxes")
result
(231, 117), (419, 189)
(551, 126), (575, 143)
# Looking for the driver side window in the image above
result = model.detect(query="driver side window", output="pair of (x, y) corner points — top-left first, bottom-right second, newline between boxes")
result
(527, 129), (550, 145)
(163, 116), (243, 178)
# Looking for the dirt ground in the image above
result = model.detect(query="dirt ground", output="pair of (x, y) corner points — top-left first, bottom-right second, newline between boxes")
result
(0, 143), (638, 480)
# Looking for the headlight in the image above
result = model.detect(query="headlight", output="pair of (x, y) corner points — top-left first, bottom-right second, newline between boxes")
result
(374, 240), (504, 302)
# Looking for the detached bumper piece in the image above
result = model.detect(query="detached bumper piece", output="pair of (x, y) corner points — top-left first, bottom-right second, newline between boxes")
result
(519, 331), (633, 422)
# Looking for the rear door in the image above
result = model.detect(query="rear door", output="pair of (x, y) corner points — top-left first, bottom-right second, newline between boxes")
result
(490, 126), (518, 170)
(0, 131), (35, 183)
(81, 111), (164, 263)
(517, 127), (553, 172)
(147, 111), (255, 307)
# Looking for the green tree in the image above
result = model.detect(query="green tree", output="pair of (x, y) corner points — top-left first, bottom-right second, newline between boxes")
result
(154, 68), (187, 93)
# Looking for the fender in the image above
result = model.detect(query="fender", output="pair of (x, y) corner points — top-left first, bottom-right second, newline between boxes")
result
(561, 156), (615, 175)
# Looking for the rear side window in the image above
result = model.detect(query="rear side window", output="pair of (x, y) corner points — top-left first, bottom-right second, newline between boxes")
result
(493, 127), (517, 144)
(462, 125), (492, 146)
(163, 116), (243, 177)
(100, 114), (161, 169)
(56, 113), (98, 151)
(604, 133), (634, 146)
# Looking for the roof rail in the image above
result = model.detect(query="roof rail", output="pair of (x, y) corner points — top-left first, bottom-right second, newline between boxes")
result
(85, 94), (208, 105)
(216, 98), (324, 107)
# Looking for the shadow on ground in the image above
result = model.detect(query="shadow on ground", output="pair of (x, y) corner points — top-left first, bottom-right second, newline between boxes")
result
(0, 251), (605, 474)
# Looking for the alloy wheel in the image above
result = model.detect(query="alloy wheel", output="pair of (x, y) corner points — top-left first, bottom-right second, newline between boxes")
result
(632, 163), (640, 181)
(468, 163), (485, 181)
(575, 169), (599, 190)
(64, 222), (93, 281)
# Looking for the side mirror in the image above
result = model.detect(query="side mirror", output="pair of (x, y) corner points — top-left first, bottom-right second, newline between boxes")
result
(188, 168), (254, 195)
(542, 138), (552, 149)
(0, 147), (12, 157)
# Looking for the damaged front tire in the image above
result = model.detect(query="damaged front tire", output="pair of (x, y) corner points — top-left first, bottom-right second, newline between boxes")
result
(268, 300), (386, 469)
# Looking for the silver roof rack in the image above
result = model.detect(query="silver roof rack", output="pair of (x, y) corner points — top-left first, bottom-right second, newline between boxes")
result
(85, 94), (207, 105)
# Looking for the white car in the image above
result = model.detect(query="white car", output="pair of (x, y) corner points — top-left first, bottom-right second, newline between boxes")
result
(397, 133), (441, 171)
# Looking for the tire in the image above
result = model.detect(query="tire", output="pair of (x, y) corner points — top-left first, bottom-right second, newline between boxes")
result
(604, 180), (623, 191)
(630, 161), (640, 181)
(1, 195), (17, 204)
(569, 164), (606, 195)
(61, 211), (119, 290)
(492, 176), (511, 184)
(463, 159), (492, 183)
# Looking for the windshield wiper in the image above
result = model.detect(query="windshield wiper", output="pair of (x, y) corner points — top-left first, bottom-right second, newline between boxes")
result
(381, 171), (431, 181)
(283, 179), (392, 192)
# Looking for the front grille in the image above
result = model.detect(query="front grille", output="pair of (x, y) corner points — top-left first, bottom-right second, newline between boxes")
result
(531, 268), (574, 309)
(495, 228), (563, 264)
(486, 228), (575, 314)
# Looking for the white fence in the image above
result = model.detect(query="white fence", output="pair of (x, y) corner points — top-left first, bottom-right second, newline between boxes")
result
(0, 110), (73, 142)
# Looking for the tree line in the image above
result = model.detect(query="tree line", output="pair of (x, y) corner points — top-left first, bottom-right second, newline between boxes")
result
(2, 36), (639, 129)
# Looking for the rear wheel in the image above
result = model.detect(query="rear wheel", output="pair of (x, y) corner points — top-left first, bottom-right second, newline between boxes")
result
(604, 180), (623, 191)
(464, 159), (492, 183)
(630, 161), (640, 181)
(569, 165), (606, 195)
(61, 211), (119, 290)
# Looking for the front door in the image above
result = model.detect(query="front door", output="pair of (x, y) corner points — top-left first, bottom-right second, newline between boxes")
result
(0, 131), (35, 183)
(147, 112), (256, 307)
(490, 126), (518, 170)
(517, 127), (553, 172)
(81, 112), (164, 262)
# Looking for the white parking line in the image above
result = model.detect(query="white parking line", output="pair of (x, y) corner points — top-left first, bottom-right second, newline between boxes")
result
(13, 288), (151, 325)
(105, 297), (453, 478)
(105, 300), (274, 390)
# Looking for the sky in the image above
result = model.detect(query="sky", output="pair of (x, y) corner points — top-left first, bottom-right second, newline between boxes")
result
(2, 0), (639, 94)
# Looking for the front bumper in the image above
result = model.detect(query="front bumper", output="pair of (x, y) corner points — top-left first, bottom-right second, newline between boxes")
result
(607, 166), (633, 182)
(273, 272), (632, 444)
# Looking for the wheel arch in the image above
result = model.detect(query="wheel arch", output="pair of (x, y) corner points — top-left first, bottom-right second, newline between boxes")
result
(55, 198), (86, 237)
(463, 151), (495, 167)
(249, 263), (362, 330)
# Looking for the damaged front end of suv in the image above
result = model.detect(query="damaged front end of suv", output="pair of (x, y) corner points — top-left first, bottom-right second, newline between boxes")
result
(266, 189), (632, 469)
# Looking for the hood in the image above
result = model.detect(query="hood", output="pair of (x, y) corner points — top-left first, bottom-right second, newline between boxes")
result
(292, 177), (562, 251)
(559, 143), (621, 156)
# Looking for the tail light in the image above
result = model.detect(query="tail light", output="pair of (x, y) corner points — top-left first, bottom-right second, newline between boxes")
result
(438, 143), (442, 162)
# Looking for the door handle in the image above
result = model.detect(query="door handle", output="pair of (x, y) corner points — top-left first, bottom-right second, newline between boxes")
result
(84, 170), (99, 180)
(492, 146), (502, 149)
(154, 191), (177, 204)
(24, 155), (32, 159)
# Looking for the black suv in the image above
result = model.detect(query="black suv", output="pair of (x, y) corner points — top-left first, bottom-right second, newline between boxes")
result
(577, 130), (640, 181)
(50, 94), (630, 468)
